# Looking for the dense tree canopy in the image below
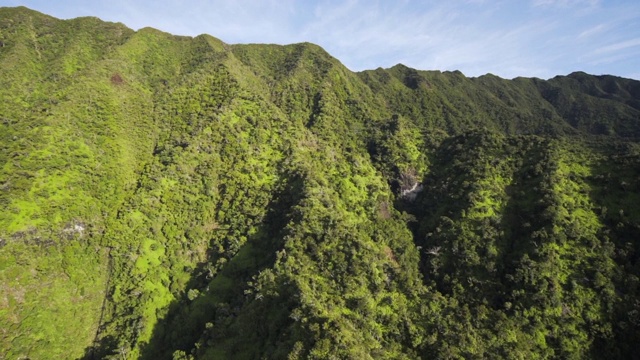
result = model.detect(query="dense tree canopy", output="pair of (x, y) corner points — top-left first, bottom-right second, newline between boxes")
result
(1, 7), (639, 359)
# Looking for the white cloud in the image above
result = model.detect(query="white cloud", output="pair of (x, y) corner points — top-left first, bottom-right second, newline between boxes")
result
(292, 1), (562, 78)
(593, 38), (640, 54)
(578, 24), (606, 39)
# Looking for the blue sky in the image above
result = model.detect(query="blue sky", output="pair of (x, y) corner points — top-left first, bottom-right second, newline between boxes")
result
(5, 0), (640, 79)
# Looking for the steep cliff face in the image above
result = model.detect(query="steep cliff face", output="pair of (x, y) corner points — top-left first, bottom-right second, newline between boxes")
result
(1, 7), (639, 359)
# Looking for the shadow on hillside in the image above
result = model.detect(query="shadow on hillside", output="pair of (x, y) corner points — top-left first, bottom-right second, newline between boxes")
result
(403, 137), (552, 306)
(584, 149), (640, 359)
(586, 145), (640, 249)
(80, 334), (119, 360)
(490, 145), (552, 309)
(77, 172), (304, 360)
(130, 173), (305, 360)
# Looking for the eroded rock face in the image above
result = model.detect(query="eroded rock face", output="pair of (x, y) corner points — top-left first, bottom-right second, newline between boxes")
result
(401, 182), (423, 201)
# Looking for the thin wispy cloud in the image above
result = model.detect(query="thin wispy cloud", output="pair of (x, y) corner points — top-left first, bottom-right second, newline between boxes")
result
(594, 38), (640, 54)
(4, 0), (640, 80)
(578, 24), (606, 39)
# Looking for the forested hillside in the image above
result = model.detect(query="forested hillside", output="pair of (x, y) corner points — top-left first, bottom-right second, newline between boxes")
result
(1, 7), (639, 359)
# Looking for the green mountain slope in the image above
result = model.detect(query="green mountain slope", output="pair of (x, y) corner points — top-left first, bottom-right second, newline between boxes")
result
(0, 7), (639, 359)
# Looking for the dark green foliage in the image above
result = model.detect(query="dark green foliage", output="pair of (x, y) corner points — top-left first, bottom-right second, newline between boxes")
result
(1, 6), (640, 359)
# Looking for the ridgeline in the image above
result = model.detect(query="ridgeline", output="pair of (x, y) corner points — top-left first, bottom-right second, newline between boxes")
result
(1, 7), (639, 359)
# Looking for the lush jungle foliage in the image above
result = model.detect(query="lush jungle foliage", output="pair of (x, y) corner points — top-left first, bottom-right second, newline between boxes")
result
(1, 7), (640, 359)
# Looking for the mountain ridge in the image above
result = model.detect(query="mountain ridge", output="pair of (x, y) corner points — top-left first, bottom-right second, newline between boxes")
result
(1, 6), (640, 359)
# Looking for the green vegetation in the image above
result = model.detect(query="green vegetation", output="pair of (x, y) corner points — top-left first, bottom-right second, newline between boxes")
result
(1, 6), (639, 359)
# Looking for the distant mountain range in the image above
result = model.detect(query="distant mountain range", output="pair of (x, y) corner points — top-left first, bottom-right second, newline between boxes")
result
(1, 6), (639, 359)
